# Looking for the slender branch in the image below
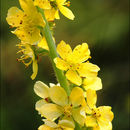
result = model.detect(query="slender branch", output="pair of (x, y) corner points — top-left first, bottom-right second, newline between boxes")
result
(37, 7), (70, 95)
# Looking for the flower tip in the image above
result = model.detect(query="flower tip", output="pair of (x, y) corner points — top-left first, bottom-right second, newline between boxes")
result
(70, 15), (75, 20)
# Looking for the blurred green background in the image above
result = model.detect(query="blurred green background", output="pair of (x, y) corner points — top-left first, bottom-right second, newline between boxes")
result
(0, 0), (129, 130)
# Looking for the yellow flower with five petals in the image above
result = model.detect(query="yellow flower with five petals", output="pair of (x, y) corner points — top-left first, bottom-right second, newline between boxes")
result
(6, 0), (45, 44)
(85, 89), (114, 130)
(34, 81), (87, 128)
(54, 40), (100, 86)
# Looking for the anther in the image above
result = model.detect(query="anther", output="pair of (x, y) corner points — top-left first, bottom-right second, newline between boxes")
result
(20, 20), (23, 24)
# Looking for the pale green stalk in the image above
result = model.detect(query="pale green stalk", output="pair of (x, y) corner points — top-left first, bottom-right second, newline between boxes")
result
(37, 7), (70, 95)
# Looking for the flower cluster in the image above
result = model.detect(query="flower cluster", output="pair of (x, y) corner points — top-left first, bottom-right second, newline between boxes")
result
(34, 42), (114, 129)
(6, 0), (74, 79)
(7, 0), (114, 130)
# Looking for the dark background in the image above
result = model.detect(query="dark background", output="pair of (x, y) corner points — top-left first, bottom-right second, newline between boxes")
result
(1, 0), (129, 129)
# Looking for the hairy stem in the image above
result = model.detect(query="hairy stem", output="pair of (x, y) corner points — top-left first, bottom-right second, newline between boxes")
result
(37, 7), (70, 95)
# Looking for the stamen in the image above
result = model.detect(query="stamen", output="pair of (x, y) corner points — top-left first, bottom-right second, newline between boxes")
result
(65, 1), (70, 7)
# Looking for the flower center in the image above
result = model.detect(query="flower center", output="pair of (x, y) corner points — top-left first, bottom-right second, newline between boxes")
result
(63, 105), (72, 117)
(68, 62), (81, 71)
(92, 108), (101, 118)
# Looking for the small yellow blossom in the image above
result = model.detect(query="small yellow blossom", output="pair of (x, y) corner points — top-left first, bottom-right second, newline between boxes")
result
(38, 119), (74, 130)
(54, 40), (100, 86)
(6, 0), (45, 44)
(17, 42), (38, 80)
(34, 81), (87, 128)
(85, 89), (114, 130)
(34, 0), (75, 20)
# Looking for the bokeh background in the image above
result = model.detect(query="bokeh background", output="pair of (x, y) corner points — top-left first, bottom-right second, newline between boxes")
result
(1, 0), (129, 130)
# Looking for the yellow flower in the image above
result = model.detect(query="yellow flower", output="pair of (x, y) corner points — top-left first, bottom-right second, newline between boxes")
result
(17, 42), (38, 80)
(85, 89), (114, 130)
(34, 81), (87, 128)
(6, 0), (45, 44)
(34, 0), (75, 20)
(38, 119), (74, 130)
(54, 40), (100, 86)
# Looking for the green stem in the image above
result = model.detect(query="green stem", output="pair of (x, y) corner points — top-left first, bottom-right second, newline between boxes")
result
(75, 122), (82, 130)
(37, 7), (70, 95)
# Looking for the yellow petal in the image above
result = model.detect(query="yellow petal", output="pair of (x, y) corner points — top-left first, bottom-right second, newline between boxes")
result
(49, 86), (68, 106)
(34, 0), (52, 9)
(19, 0), (36, 14)
(39, 103), (63, 121)
(44, 9), (56, 21)
(55, 10), (60, 19)
(43, 119), (58, 128)
(70, 43), (90, 63)
(38, 37), (49, 50)
(85, 105), (92, 114)
(57, 40), (72, 60)
(72, 107), (86, 126)
(66, 70), (82, 86)
(31, 59), (38, 80)
(86, 89), (97, 109)
(6, 7), (24, 27)
(59, 116), (75, 128)
(93, 126), (100, 130)
(12, 27), (42, 45)
(34, 81), (49, 98)
(83, 77), (102, 91)
(35, 99), (47, 111)
(78, 62), (100, 78)
(59, 5), (75, 20)
(98, 118), (112, 130)
(54, 57), (69, 71)
(56, 0), (67, 5)
(64, 128), (74, 130)
(98, 106), (114, 122)
(69, 87), (84, 107)
(38, 125), (52, 130)
(85, 116), (97, 127)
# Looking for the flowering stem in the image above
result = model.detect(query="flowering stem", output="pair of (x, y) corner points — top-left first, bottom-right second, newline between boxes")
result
(37, 7), (70, 95)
